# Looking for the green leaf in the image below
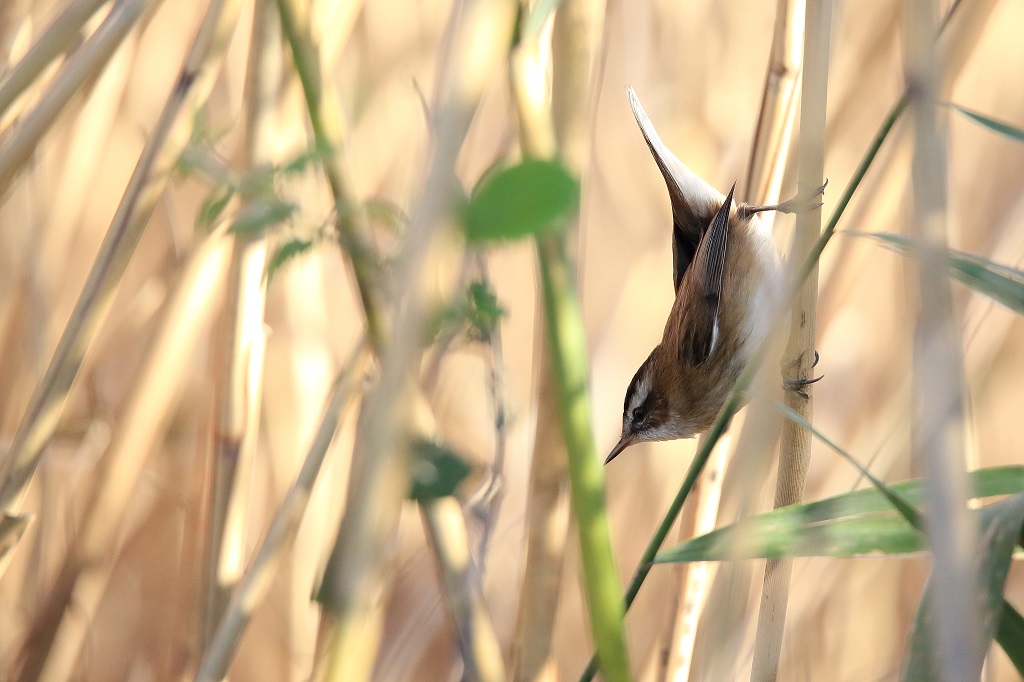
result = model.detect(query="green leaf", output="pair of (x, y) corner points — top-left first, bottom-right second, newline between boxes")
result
(198, 184), (236, 230)
(848, 231), (1024, 315)
(654, 466), (1024, 563)
(267, 238), (315, 282)
(947, 103), (1024, 143)
(466, 280), (506, 338)
(229, 199), (297, 236)
(657, 514), (923, 562)
(905, 493), (1024, 680)
(408, 440), (472, 502)
(280, 140), (334, 176)
(775, 402), (923, 529)
(997, 601), (1024, 675)
(463, 159), (578, 243)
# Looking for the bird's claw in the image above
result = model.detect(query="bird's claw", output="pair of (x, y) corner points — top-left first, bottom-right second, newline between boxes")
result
(745, 179), (828, 217)
(783, 350), (823, 398)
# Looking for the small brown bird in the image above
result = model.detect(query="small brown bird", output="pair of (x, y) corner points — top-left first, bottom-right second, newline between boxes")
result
(605, 87), (824, 464)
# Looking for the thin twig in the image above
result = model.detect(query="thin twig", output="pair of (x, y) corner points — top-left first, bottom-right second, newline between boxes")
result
(196, 343), (371, 682)
(199, 0), (278, 647)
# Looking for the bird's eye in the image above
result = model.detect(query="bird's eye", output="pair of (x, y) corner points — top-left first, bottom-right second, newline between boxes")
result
(632, 405), (647, 423)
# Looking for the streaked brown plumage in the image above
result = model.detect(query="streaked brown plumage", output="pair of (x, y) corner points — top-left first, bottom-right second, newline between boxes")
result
(606, 88), (823, 464)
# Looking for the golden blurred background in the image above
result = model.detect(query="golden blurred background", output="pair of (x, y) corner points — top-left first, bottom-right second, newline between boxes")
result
(1, 0), (1023, 680)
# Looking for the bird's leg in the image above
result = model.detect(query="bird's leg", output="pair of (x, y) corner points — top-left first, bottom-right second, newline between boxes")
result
(743, 179), (828, 217)
(783, 350), (823, 399)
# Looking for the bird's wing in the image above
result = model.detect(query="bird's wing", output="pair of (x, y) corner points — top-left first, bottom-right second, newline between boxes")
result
(678, 184), (733, 366)
(626, 86), (724, 293)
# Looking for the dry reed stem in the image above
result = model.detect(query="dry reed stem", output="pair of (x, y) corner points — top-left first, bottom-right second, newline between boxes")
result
(421, 497), (507, 682)
(0, 0), (152, 196)
(905, 0), (981, 677)
(314, 1), (517, 678)
(745, 0), (804, 204)
(196, 343), (370, 681)
(417, 257), (507, 682)
(21, 233), (232, 681)
(199, 0), (278, 647)
(750, 1), (832, 678)
(0, 0), (245, 566)
(0, 0), (110, 120)
(674, 2), (804, 678)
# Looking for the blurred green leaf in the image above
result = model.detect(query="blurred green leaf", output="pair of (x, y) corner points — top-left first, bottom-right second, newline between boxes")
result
(198, 184), (236, 230)
(849, 232), (1024, 315)
(267, 238), (315, 282)
(997, 601), (1024, 675)
(408, 440), (471, 502)
(905, 493), (1024, 680)
(229, 198), (297, 235)
(655, 466), (1024, 563)
(947, 103), (1024, 143)
(466, 280), (506, 338)
(463, 159), (578, 243)
(364, 198), (407, 234)
(280, 141), (334, 176)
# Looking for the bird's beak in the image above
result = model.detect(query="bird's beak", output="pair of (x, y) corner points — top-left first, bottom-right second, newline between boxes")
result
(604, 435), (634, 465)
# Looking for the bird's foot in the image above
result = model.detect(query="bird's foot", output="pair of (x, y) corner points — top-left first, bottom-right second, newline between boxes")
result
(783, 350), (823, 399)
(746, 179), (828, 216)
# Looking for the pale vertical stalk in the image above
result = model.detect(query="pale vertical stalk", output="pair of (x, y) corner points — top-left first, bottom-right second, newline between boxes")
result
(0, 0), (245, 569)
(22, 235), (233, 682)
(744, 0), (804, 203)
(0, 0), (111, 120)
(751, 1), (831, 680)
(657, 434), (718, 682)
(200, 0), (278, 647)
(511, 2), (628, 679)
(0, 0), (152, 195)
(904, 0), (981, 679)
(313, 2), (517, 680)
(196, 344), (370, 681)
(420, 498), (507, 682)
(668, 3), (804, 680)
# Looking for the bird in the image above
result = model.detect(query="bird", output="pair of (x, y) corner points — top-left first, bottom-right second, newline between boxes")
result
(605, 87), (825, 465)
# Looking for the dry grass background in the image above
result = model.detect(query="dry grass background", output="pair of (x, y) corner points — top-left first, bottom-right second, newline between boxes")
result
(1, 0), (1023, 680)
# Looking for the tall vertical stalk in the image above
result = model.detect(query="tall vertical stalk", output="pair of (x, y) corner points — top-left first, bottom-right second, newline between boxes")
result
(750, 1), (832, 679)
(200, 0), (278, 647)
(904, 0), (981, 678)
